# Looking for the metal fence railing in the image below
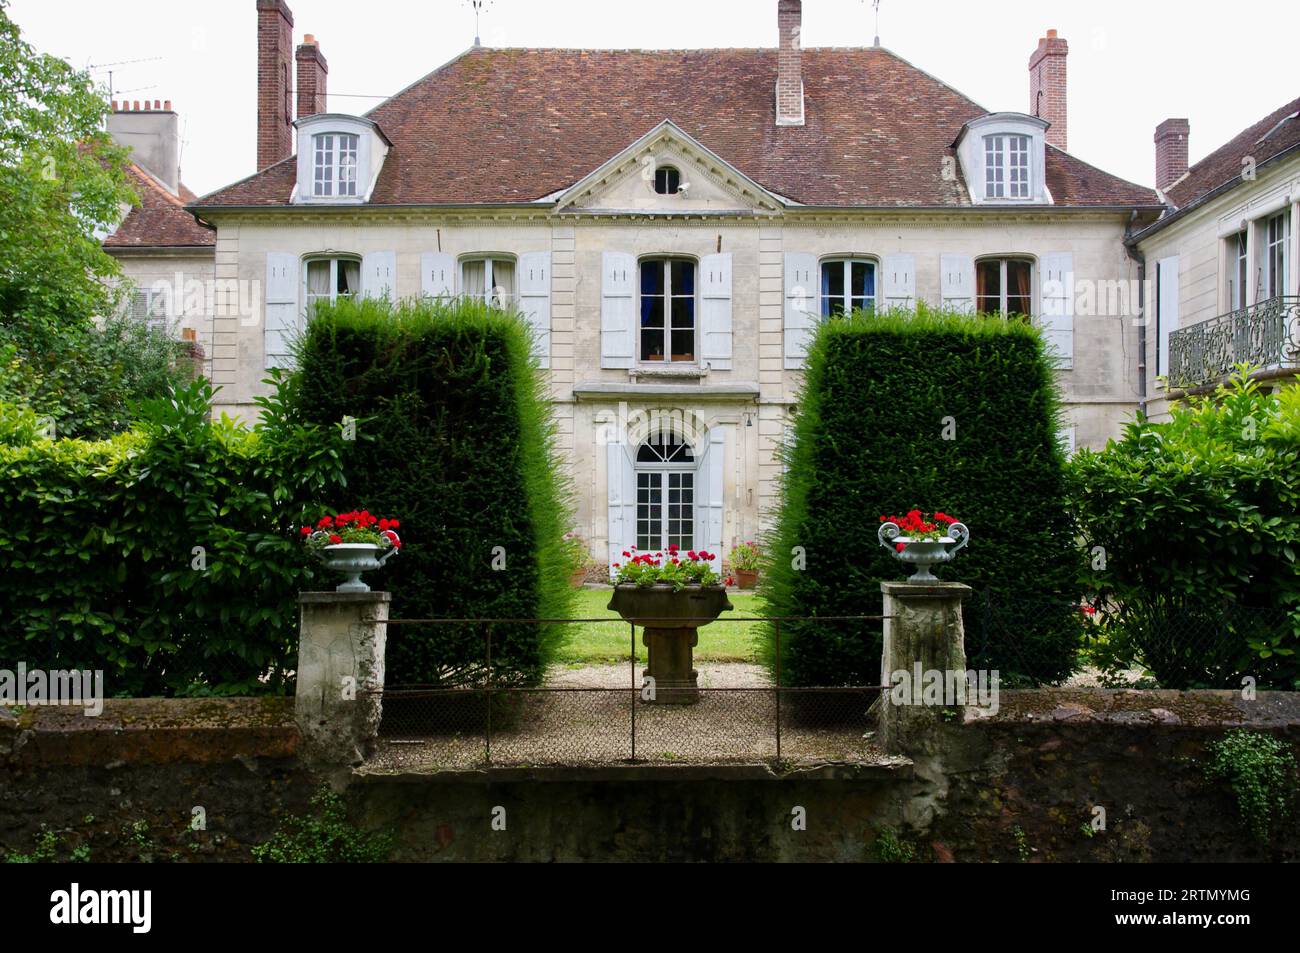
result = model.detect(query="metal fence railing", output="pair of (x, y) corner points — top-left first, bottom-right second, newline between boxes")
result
(372, 615), (887, 769)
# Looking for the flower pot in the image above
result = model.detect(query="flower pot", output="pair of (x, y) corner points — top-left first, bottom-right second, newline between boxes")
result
(320, 543), (398, 593)
(735, 569), (758, 590)
(877, 522), (970, 583)
(608, 584), (733, 705)
(569, 569), (588, 588)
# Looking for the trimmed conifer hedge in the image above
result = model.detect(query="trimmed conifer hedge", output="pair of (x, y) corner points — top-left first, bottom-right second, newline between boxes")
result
(289, 297), (574, 687)
(761, 307), (1083, 687)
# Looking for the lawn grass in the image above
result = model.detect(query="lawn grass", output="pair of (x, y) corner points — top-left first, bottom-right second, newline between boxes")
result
(550, 588), (767, 667)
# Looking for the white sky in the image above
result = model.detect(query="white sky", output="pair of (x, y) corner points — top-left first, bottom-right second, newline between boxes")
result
(9, 0), (1299, 197)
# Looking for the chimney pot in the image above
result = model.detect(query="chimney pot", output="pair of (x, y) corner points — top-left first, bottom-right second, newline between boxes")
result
(1155, 118), (1191, 191)
(776, 0), (804, 127)
(164, 100), (172, 111)
(1029, 29), (1069, 151)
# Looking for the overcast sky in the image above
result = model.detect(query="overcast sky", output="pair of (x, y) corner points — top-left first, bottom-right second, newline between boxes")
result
(10, 0), (1298, 197)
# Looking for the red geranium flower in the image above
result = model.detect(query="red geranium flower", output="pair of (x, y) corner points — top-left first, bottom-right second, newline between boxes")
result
(329, 534), (343, 545)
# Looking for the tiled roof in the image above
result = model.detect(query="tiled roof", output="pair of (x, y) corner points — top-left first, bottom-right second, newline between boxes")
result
(196, 46), (1157, 210)
(105, 164), (216, 249)
(1164, 96), (1300, 210)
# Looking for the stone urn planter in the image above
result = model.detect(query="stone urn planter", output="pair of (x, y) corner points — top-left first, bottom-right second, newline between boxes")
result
(320, 543), (398, 593)
(878, 521), (970, 583)
(608, 584), (733, 705)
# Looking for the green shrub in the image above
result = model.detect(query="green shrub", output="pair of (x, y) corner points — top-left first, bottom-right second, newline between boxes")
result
(1202, 729), (1297, 843)
(0, 316), (191, 439)
(252, 788), (393, 863)
(0, 376), (348, 695)
(1069, 371), (1300, 689)
(762, 306), (1082, 686)
(288, 296), (575, 687)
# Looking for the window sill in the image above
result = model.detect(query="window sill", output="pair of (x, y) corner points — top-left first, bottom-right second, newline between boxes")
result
(630, 364), (707, 383)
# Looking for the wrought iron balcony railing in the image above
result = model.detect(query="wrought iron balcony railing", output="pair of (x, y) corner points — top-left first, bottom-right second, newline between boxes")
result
(1167, 295), (1300, 390)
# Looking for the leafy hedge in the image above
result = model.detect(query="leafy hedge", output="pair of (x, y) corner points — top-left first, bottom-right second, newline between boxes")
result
(1069, 372), (1300, 689)
(761, 307), (1083, 686)
(288, 297), (575, 687)
(0, 378), (348, 695)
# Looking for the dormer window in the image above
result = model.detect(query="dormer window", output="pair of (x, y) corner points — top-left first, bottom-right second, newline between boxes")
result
(984, 135), (1030, 200)
(313, 133), (359, 197)
(654, 166), (681, 195)
(955, 113), (1050, 206)
(293, 114), (391, 205)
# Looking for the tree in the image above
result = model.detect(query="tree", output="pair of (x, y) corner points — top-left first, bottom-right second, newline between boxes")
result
(0, 0), (135, 328)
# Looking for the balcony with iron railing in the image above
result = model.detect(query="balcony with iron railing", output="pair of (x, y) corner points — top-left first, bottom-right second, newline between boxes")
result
(1167, 295), (1300, 390)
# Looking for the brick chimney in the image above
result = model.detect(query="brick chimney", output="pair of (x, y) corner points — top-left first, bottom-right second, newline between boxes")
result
(295, 34), (328, 119)
(1154, 118), (1191, 192)
(776, 0), (804, 127)
(256, 0), (295, 170)
(1029, 29), (1068, 151)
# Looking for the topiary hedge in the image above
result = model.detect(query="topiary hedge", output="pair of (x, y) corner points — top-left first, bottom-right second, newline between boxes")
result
(0, 377), (348, 696)
(288, 297), (574, 687)
(761, 306), (1083, 687)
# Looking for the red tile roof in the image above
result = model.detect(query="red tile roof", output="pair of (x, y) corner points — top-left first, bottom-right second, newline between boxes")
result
(1164, 95), (1300, 210)
(196, 46), (1157, 210)
(106, 164), (216, 249)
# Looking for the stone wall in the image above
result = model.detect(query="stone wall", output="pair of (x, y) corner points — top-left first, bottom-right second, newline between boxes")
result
(2, 691), (1297, 862)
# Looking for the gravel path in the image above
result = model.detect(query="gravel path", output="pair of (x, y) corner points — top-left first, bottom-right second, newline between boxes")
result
(371, 662), (883, 772)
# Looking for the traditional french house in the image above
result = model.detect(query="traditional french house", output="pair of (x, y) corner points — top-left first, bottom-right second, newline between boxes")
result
(178, 0), (1165, 568)
(1133, 101), (1300, 419)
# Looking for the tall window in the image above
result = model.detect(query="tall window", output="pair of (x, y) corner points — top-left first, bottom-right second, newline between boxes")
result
(820, 259), (877, 316)
(635, 433), (695, 553)
(640, 259), (696, 363)
(985, 135), (1030, 200)
(1264, 211), (1291, 300)
(305, 258), (361, 314)
(1227, 231), (1248, 311)
(312, 133), (359, 197)
(129, 288), (168, 333)
(977, 258), (1034, 317)
(462, 257), (517, 308)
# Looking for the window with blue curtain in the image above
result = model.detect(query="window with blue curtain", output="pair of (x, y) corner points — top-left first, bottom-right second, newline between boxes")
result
(820, 259), (876, 317)
(640, 258), (696, 362)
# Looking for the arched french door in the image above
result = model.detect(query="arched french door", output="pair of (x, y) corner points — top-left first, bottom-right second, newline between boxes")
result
(607, 420), (726, 574)
(635, 432), (696, 553)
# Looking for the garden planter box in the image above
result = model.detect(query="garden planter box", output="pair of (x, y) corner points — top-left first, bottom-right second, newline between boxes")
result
(608, 585), (733, 705)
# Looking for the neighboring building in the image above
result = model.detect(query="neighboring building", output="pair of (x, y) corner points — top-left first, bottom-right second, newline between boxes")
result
(1134, 99), (1300, 420)
(184, 0), (1163, 569)
(102, 100), (216, 356)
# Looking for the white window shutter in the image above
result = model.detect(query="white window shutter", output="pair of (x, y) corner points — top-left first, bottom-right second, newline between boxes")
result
(362, 251), (397, 302)
(1058, 425), (1077, 457)
(518, 251), (552, 368)
(882, 254), (916, 311)
(700, 252), (733, 370)
(601, 251), (637, 369)
(264, 252), (299, 370)
(784, 252), (818, 369)
(1157, 256), (1180, 377)
(1040, 252), (1075, 369)
(421, 252), (455, 300)
(940, 254), (975, 313)
(696, 428), (727, 575)
(606, 440), (638, 574)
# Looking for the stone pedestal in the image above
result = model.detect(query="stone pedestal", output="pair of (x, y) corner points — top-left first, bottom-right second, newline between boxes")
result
(878, 581), (972, 755)
(295, 591), (390, 765)
(642, 627), (701, 705)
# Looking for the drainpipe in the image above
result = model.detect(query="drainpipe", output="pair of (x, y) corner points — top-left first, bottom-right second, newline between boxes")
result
(1124, 211), (1148, 417)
